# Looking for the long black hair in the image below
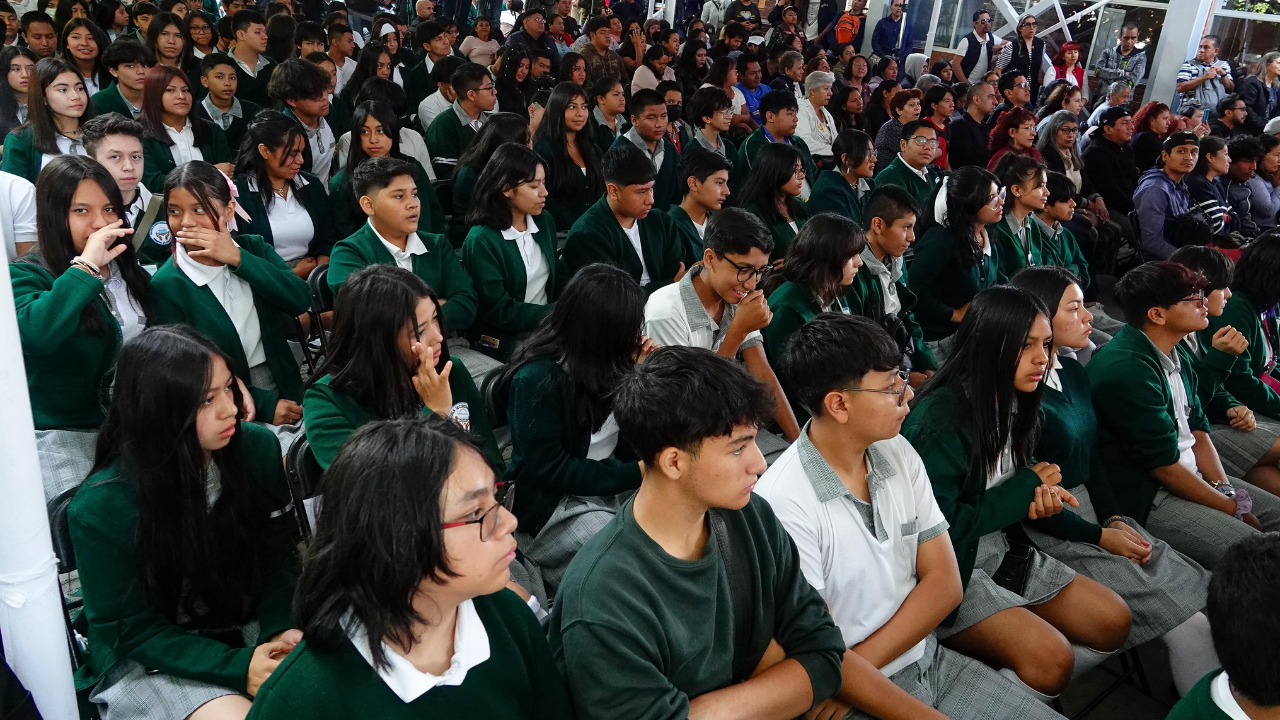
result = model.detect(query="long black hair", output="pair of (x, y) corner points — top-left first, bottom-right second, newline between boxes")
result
(345, 100), (404, 176)
(144, 11), (191, 67)
(1233, 229), (1280, 311)
(456, 111), (529, 171)
(58, 17), (109, 87)
(935, 165), (999, 268)
(831, 128), (872, 173)
(736, 141), (803, 223)
(264, 13), (297, 63)
(466, 142), (543, 231)
(912, 285), (1049, 491)
(339, 41), (390, 106)
(22, 155), (151, 332)
(24, 57), (97, 154)
(487, 263), (645, 433)
(311, 265), (449, 420)
(775, 212), (865, 305)
(52, 0), (91, 34)
(0, 46), (38, 140)
(90, 325), (269, 628)
(234, 109), (307, 211)
(532, 81), (604, 205)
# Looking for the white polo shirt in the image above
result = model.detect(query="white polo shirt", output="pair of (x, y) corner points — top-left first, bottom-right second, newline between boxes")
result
(756, 428), (948, 677)
(0, 170), (36, 260)
(369, 220), (427, 270)
(174, 239), (266, 367)
(644, 264), (763, 355)
(501, 214), (549, 305)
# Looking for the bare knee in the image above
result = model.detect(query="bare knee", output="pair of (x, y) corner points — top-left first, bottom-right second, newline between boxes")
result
(1081, 587), (1132, 652)
(1010, 630), (1074, 696)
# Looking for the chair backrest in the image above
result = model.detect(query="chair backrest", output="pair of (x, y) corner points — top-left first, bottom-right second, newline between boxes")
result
(284, 434), (324, 537)
(307, 263), (334, 315)
(47, 486), (80, 574)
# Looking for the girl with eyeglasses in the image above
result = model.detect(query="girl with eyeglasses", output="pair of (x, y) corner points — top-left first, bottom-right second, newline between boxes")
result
(903, 285), (1132, 700)
(683, 85), (735, 160)
(138, 64), (232, 189)
(735, 141), (809, 260)
(2, 57), (94, 183)
(186, 11), (218, 57)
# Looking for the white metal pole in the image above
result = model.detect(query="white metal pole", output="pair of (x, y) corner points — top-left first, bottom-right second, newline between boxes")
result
(924, 0), (944, 63)
(0, 259), (78, 720)
(1145, 0), (1216, 105)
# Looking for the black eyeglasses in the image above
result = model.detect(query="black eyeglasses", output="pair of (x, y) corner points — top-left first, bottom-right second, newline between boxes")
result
(1177, 293), (1207, 306)
(842, 370), (911, 407)
(441, 482), (512, 542)
(721, 256), (775, 283)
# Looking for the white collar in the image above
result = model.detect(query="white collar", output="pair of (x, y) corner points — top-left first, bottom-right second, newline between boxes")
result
(174, 237), (238, 286)
(500, 214), (539, 240)
(1210, 672), (1254, 720)
(128, 182), (153, 212)
(245, 174), (310, 193)
(1045, 354), (1064, 392)
(979, 227), (992, 256)
(369, 220), (427, 257)
(898, 153), (929, 182)
(347, 599), (491, 703)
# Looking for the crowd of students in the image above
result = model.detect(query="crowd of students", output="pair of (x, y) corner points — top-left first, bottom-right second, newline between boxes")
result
(6, 0), (1280, 719)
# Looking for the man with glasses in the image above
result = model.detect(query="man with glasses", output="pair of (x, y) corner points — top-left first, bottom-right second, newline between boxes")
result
(1096, 23), (1147, 88)
(1133, 131), (1197, 259)
(425, 62), (496, 179)
(1089, 261), (1280, 570)
(871, 0), (913, 80)
(1178, 35), (1233, 119)
(505, 8), (558, 61)
(874, 119), (942, 209)
(1209, 94), (1250, 139)
(951, 10), (1006, 84)
(644, 207), (801, 441)
(986, 70), (1032, 132)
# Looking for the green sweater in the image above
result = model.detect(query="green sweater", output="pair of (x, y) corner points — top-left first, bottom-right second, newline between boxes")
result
(991, 212), (1048, 281)
(326, 92), (353, 139)
(460, 220), (563, 361)
(901, 384), (1045, 602)
(504, 357), (643, 536)
(906, 225), (1000, 341)
(1165, 672), (1234, 720)
(2, 126), (60, 183)
(764, 280), (846, 369)
(844, 248), (936, 372)
(562, 196), (691, 296)
(302, 363), (501, 473)
(591, 114), (630, 156)
(11, 259), (139, 430)
(195, 97), (263, 157)
(1087, 324), (1211, 524)
(609, 133), (681, 212)
(326, 222), (477, 331)
(733, 128), (818, 193)
(1204, 290), (1280, 420)
(140, 120), (233, 192)
(90, 82), (139, 119)
(402, 57), (434, 114)
(744, 200), (809, 260)
(245, 590), (572, 720)
(1180, 335), (1242, 425)
(232, 55), (276, 107)
(532, 138), (598, 232)
(665, 205), (708, 260)
(233, 173), (335, 258)
(872, 155), (943, 209)
(448, 163), (479, 247)
(546, 494), (846, 720)
(149, 234), (312, 414)
(806, 170), (871, 225)
(328, 158), (445, 240)
(1033, 215), (1091, 290)
(425, 102), (479, 179)
(68, 422), (299, 691)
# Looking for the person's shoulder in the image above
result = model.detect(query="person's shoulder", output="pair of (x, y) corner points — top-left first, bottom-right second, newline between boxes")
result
(415, 230), (452, 252)
(553, 512), (638, 614)
(643, 277), (685, 316)
(68, 462), (134, 523)
(754, 440), (809, 501)
(1166, 671), (1228, 720)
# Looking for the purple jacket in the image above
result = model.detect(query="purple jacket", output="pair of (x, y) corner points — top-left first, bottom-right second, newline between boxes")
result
(1132, 167), (1191, 260)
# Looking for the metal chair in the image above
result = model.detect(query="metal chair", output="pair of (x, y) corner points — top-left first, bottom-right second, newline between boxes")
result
(46, 486), (84, 670)
(305, 263), (333, 359)
(284, 435), (324, 539)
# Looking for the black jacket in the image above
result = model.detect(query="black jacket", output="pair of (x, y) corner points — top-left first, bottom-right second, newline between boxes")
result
(1041, 147), (1098, 200)
(1237, 75), (1275, 134)
(1082, 135), (1139, 214)
(949, 113), (990, 170)
(1129, 131), (1163, 174)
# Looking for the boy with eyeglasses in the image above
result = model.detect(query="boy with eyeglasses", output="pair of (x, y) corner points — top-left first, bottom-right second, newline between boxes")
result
(425, 62), (495, 179)
(873, 120), (943, 209)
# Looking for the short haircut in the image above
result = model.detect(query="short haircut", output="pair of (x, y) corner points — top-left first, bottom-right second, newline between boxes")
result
(735, 53), (759, 74)
(1206, 533), (1280, 706)
(679, 146), (730, 195)
(199, 51), (236, 75)
(21, 10), (52, 33)
(778, 313), (902, 417)
(1228, 135), (1265, 164)
(613, 345), (774, 466)
(415, 19), (444, 47)
(655, 79), (681, 99)
(583, 15), (609, 35)
(101, 38), (155, 69)
(0, 2), (15, 15)
(268, 58), (329, 103)
(601, 143), (656, 187)
(687, 85), (731, 128)
(1216, 93), (1243, 116)
(778, 49), (802, 72)
(758, 89), (798, 121)
(431, 54), (463, 86)
(1107, 79), (1130, 98)
(864, 184), (919, 226)
(901, 118), (933, 139)
(1044, 170), (1075, 206)
(705, 206), (773, 257)
(326, 21), (351, 42)
(450, 61), (490, 99)
(1114, 261), (1206, 328)
(131, 2), (158, 19)
(81, 111), (144, 156)
(1169, 245), (1233, 291)
(630, 87), (665, 116)
(972, 9), (990, 20)
(889, 87), (921, 115)
(965, 81), (992, 107)
(304, 50), (331, 65)
(352, 155), (416, 199)
(1201, 33), (1220, 49)
(997, 70), (1024, 95)
(295, 19), (326, 48)
(231, 8), (265, 35)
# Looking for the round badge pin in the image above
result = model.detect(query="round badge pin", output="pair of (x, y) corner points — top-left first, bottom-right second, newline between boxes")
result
(149, 221), (173, 246)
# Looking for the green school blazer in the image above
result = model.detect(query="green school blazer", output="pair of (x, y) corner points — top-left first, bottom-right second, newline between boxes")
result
(872, 155), (943, 209)
(11, 258), (139, 429)
(460, 219), (563, 361)
(1087, 324), (1212, 524)
(592, 115), (630, 156)
(844, 255), (937, 372)
(326, 222), (478, 331)
(302, 365), (501, 473)
(906, 225), (1000, 341)
(326, 92), (353, 139)
(425, 103), (479, 179)
(744, 200), (810, 260)
(148, 234), (312, 414)
(90, 82), (137, 118)
(1204, 289), (1280, 421)
(807, 170), (872, 225)
(764, 280), (849, 424)
(2, 126), (50, 184)
(532, 138), (598, 232)
(733, 128), (818, 193)
(232, 56), (276, 107)
(608, 134), (681, 212)
(562, 196), (692, 296)
(327, 157), (446, 240)
(233, 173), (335, 258)
(666, 205), (709, 260)
(1034, 217), (1091, 290)
(67, 422), (299, 691)
(140, 119), (233, 191)
(1179, 335), (1241, 425)
(449, 163), (479, 247)
(991, 213), (1047, 281)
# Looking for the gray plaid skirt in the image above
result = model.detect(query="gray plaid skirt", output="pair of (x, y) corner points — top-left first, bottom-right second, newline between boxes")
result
(36, 428), (98, 502)
(1022, 486), (1209, 647)
(935, 531), (1076, 639)
(88, 660), (239, 720)
(1209, 417), (1280, 478)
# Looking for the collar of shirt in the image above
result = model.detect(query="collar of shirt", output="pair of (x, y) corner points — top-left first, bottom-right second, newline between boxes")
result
(346, 599), (491, 704)
(1045, 353), (1064, 392)
(760, 126), (792, 145)
(796, 422), (896, 541)
(174, 236), (238, 286)
(979, 227), (993, 257)
(1209, 672), (1254, 720)
(593, 106), (622, 136)
(235, 52), (270, 77)
(451, 99), (489, 132)
(1004, 211), (1029, 242)
(125, 182), (153, 224)
(245, 173), (310, 193)
(694, 129), (724, 155)
(369, 219), (427, 262)
(1031, 212), (1060, 238)
(1139, 328), (1180, 375)
(500, 214), (540, 253)
(678, 264), (734, 338)
(202, 94), (243, 125)
(897, 153), (929, 182)
(116, 84), (141, 115)
(625, 126), (664, 168)
(55, 134), (84, 156)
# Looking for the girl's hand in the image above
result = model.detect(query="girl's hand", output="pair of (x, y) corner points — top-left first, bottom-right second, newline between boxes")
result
(79, 220), (133, 268)
(1100, 521), (1152, 563)
(177, 226), (241, 267)
(1211, 325), (1248, 355)
(1030, 461), (1062, 486)
(272, 399), (303, 425)
(411, 341), (453, 415)
(1026, 484), (1077, 519)
(246, 633), (301, 696)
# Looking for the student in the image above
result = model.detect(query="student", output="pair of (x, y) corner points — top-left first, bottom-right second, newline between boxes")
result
(246, 415), (569, 719)
(759, 313), (1065, 720)
(229, 9), (273, 106)
(668, 146), (730, 258)
(402, 20), (450, 109)
(303, 264), (497, 471)
(89, 39), (151, 119)
(20, 12), (57, 59)
(232, 110), (331, 279)
(532, 81), (604, 232)
(589, 76), (628, 155)
(902, 286), (1132, 697)
(424, 61), (494, 179)
(1088, 261), (1280, 570)
(195, 52), (259, 152)
(485, 263), (647, 536)
(302, 49), (353, 140)
(57, 17), (109, 97)
(735, 142), (809, 259)
(328, 100), (444, 239)
(736, 89), (816, 196)
(1032, 171), (1092, 294)
(327, 156), (474, 329)
(414, 53), (461, 133)
(610, 87), (680, 212)
(907, 165), (1003, 361)
(547, 344), (846, 719)
(329, 75), (419, 169)
(562, 142), (689, 296)
(2, 57), (93, 182)
(70, 326), (301, 720)
(187, 10), (218, 57)
(269, 58), (336, 183)
(1010, 266), (1220, 696)
(846, 185), (936, 385)
(450, 111), (529, 246)
(336, 41), (390, 108)
(807, 128), (874, 225)
(873, 119), (943, 209)
(990, 153), (1049, 280)
(0, 46), (36, 145)
(79, 112), (165, 254)
(145, 10), (199, 85)
(461, 143), (563, 361)
(293, 18), (326, 58)
(137, 64), (230, 188)
(683, 85), (735, 160)
(12, 155), (151, 500)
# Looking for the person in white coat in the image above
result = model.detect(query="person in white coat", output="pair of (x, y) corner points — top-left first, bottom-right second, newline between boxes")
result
(796, 71), (837, 163)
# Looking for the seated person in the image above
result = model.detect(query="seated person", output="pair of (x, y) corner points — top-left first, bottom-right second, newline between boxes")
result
(460, 143), (564, 361)
(1081, 107), (1138, 236)
(991, 153), (1051, 280)
(246, 415), (571, 719)
(70, 326), (300, 720)
(196, 52), (262, 153)
(902, 286), (1132, 699)
(1166, 533), (1280, 720)
(269, 58), (337, 184)
(1185, 136), (1233, 235)
(137, 64), (233, 190)
(547, 345), (847, 720)
(80, 113), (166, 262)
(532, 82), (605, 231)
(415, 54), (463, 133)
(1088, 261), (1280, 570)
(562, 143), (690, 296)
(668, 146), (731, 258)
(150, 160), (311, 427)
(808, 128), (876, 225)
(450, 112), (529, 247)
(589, 77), (630, 156)
(2, 58), (91, 184)
(845, 186), (936, 385)
(1011, 266), (1219, 697)
(485, 264), (646, 538)
(228, 9), (275, 107)
(759, 313), (1066, 720)
(735, 89), (817, 198)
(425, 62), (495, 179)
(610, 88), (680, 212)
(1132, 131), (1198, 260)
(1223, 136), (1265, 240)
(872, 119), (942, 209)
(736, 142), (810, 258)
(303, 264), (498, 471)
(91, 38), (153, 119)
(1032, 172), (1092, 295)
(0, 169), (36, 261)
(684, 85), (737, 160)
(327, 156), (476, 331)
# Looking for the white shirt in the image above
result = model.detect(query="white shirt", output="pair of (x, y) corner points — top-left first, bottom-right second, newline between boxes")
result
(501, 215), (549, 305)
(369, 220), (427, 270)
(796, 98), (837, 157)
(82, 75), (99, 96)
(123, 183), (153, 229)
(418, 91), (453, 134)
(257, 177), (315, 263)
(953, 32), (1002, 79)
(1209, 671), (1253, 720)
(757, 431), (948, 676)
(333, 55), (356, 97)
(620, 220), (650, 286)
(174, 240), (266, 366)
(644, 265), (763, 354)
(859, 246), (902, 316)
(102, 261), (145, 342)
(303, 117), (336, 184)
(40, 135), (86, 169)
(347, 599), (491, 703)
(1155, 337), (1201, 477)
(691, 217), (706, 239)
(165, 118), (205, 166)
(234, 52), (271, 78)
(334, 127), (436, 181)
(0, 171), (36, 261)
(587, 413), (621, 460)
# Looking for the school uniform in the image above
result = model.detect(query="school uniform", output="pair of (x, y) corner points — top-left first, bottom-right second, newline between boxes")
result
(806, 170), (872, 225)
(460, 215), (563, 361)
(424, 100), (490, 178)
(1166, 671), (1254, 720)
(1029, 215), (1091, 290)
(610, 129), (680, 212)
(197, 95), (262, 157)
(1204, 290), (1280, 421)
(532, 138), (596, 232)
(149, 234), (312, 415)
(448, 163), (478, 247)
(763, 280), (847, 369)
(327, 157), (446, 240)
(244, 590), (571, 720)
(906, 225), (999, 342)
(327, 221), (477, 331)
(68, 423), (299, 714)
(743, 200), (809, 260)
(1, 126), (87, 183)
(644, 264), (765, 357)
(1179, 330), (1280, 479)
(665, 205), (708, 259)
(326, 92), (353, 140)
(140, 118), (233, 191)
(683, 128), (735, 162)
(734, 128), (817, 198)
(845, 247), (936, 372)
(232, 52), (276, 108)
(562, 196), (691, 296)
(282, 108), (337, 185)
(873, 154), (943, 210)
(402, 56), (435, 111)
(991, 212), (1048, 281)
(90, 82), (141, 118)
(590, 106), (629, 156)
(233, 173), (333, 262)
